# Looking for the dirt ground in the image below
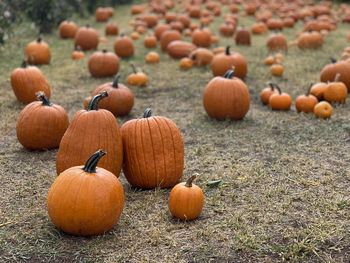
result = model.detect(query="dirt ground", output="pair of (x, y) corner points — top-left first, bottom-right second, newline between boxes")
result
(1, 3), (350, 263)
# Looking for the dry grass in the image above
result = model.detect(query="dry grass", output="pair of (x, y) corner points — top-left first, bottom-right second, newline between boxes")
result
(1, 3), (350, 263)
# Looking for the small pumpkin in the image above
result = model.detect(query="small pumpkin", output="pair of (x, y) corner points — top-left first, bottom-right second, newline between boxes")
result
(189, 48), (214, 66)
(16, 92), (69, 150)
(323, 74), (348, 104)
(58, 20), (78, 39)
(145, 51), (160, 64)
(260, 82), (278, 105)
(25, 37), (51, 65)
(91, 75), (134, 116)
(264, 55), (275, 65)
(295, 84), (319, 113)
(96, 7), (111, 22)
(48, 150), (124, 237)
(270, 64), (284, 77)
(144, 35), (157, 48)
(297, 31), (323, 49)
(71, 46), (85, 60)
(219, 22), (235, 37)
(154, 24), (171, 40)
(179, 57), (193, 70)
(121, 108), (184, 189)
(74, 25), (99, 51)
(268, 84), (292, 111)
(105, 22), (119, 36)
(235, 28), (251, 46)
(267, 33), (288, 52)
(10, 60), (51, 104)
(310, 82), (327, 101)
(88, 50), (120, 78)
(160, 30), (182, 51)
(251, 22), (268, 34)
(127, 64), (148, 86)
(314, 101), (333, 119)
(191, 27), (212, 48)
(114, 34), (134, 58)
(168, 175), (204, 221)
(56, 91), (123, 177)
(130, 31), (140, 40)
(203, 69), (250, 120)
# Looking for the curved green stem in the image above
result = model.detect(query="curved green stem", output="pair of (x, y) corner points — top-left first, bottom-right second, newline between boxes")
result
(83, 150), (106, 173)
(224, 69), (235, 79)
(185, 175), (197, 187)
(87, 91), (108, 111)
(143, 108), (152, 118)
(36, 91), (52, 106)
(112, 75), (120, 88)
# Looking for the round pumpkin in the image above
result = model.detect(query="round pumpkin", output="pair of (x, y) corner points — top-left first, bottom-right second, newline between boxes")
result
(144, 35), (157, 48)
(48, 150), (124, 237)
(235, 28), (251, 46)
(74, 25), (99, 51)
(71, 47), (85, 60)
(88, 50), (120, 78)
(58, 20), (78, 39)
(320, 58), (350, 92)
(179, 57), (193, 70)
(314, 101), (333, 119)
(270, 64), (284, 77)
(127, 64), (148, 86)
(168, 175), (204, 221)
(323, 74), (348, 104)
(25, 37), (51, 65)
(295, 84), (319, 113)
(190, 48), (214, 66)
(114, 34), (134, 58)
(310, 82), (327, 100)
(145, 51), (160, 63)
(191, 28), (212, 48)
(297, 31), (323, 49)
(16, 92), (69, 150)
(260, 82), (278, 105)
(160, 30), (182, 51)
(105, 22), (119, 36)
(121, 108), (184, 189)
(267, 33), (288, 52)
(203, 70), (250, 120)
(268, 84), (292, 111)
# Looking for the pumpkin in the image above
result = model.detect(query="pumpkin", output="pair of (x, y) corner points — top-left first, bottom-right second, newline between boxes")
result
(160, 30), (182, 51)
(264, 55), (275, 65)
(127, 64), (148, 86)
(168, 175), (204, 221)
(270, 64), (284, 77)
(105, 22), (119, 36)
(121, 108), (184, 189)
(268, 84), (292, 111)
(10, 60), (51, 104)
(140, 14), (158, 28)
(295, 84), (319, 113)
(266, 18), (284, 30)
(167, 41), (196, 59)
(71, 46), (85, 60)
(267, 33), (288, 52)
(16, 92), (69, 150)
(297, 31), (323, 49)
(145, 51), (160, 63)
(130, 31), (140, 40)
(144, 35), (157, 48)
(260, 82), (278, 105)
(188, 5), (201, 18)
(178, 14), (191, 28)
(320, 58), (350, 92)
(190, 48), (214, 66)
(219, 22), (235, 37)
(211, 46), (247, 79)
(314, 101), (333, 119)
(96, 7), (111, 22)
(48, 150), (124, 237)
(74, 25), (99, 51)
(283, 17), (295, 28)
(310, 82), (327, 100)
(91, 75), (134, 116)
(235, 28), (251, 46)
(170, 21), (184, 32)
(203, 70), (250, 120)
(179, 57), (193, 70)
(58, 20), (78, 39)
(191, 27), (211, 48)
(88, 50), (119, 78)
(251, 22), (268, 34)
(323, 74), (348, 104)
(154, 24), (171, 40)
(25, 37), (51, 65)
(165, 12), (177, 23)
(56, 91), (123, 177)
(114, 34), (134, 58)
(131, 4), (145, 15)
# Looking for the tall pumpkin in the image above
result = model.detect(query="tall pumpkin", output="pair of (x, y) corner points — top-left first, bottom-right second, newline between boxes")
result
(48, 150), (124, 237)
(203, 70), (250, 120)
(56, 92), (123, 176)
(121, 108), (184, 189)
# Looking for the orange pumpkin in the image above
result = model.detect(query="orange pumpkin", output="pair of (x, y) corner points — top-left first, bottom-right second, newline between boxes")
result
(144, 35), (157, 48)
(71, 46), (85, 60)
(260, 82), (278, 105)
(295, 84), (319, 113)
(25, 37), (51, 65)
(179, 57), (193, 70)
(190, 48), (214, 66)
(145, 51), (160, 63)
(314, 101), (333, 119)
(235, 28), (251, 46)
(270, 64), (284, 77)
(192, 27), (211, 48)
(114, 34), (134, 58)
(310, 82), (327, 100)
(58, 20), (78, 39)
(105, 22), (119, 36)
(167, 40), (196, 59)
(320, 58), (350, 92)
(267, 33), (288, 52)
(160, 30), (182, 51)
(88, 50), (119, 78)
(74, 25), (99, 51)
(127, 64), (148, 86)
(323, 74), (348, 104)
(269, 84), (292, 111)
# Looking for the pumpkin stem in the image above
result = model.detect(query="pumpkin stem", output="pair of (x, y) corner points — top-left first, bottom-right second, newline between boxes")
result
(21, 60), (28, 68)
(87, 91), (108, 111)
(225, 46), (231, 55)
(224, 69), (235, 79)
(112, 75), (120, 88)
(83, 150), (106, 173)
(306, 83), (313, 96)
(130, 63), (137, 74)
(334, 73), (341, 82)
(37, 37), (42, 43)
(143, 108), (152, 118)
(36, 91), (52, 106)
(86, 24), (90, 28)
(185, 175), (197, 187)
(274, 84), (282, 94)
(267, 82), (275, 91)
(102, 49), (107, 53)
(330, 57), (337, 64)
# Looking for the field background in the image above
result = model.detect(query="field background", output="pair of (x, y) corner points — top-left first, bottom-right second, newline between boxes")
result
(1, 2), (350, 263)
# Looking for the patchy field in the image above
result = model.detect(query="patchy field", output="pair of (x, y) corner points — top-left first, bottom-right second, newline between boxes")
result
(1, 3), (350, 263)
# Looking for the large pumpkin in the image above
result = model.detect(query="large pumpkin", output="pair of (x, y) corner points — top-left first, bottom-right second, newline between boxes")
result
(25, 37), (51, 65)
(16, 92), (69, 150)
(203, 70), (250, 120)
(74, 25), (99, 51)
(56, 92), (123, 176)
(10, 61), (51, 103)
(211, 46), (247, 79)
(88, 50), (120, 78)
(48, 150), (124, 237)
(121, 108), (184, 189)
(320, 58), (350, 92)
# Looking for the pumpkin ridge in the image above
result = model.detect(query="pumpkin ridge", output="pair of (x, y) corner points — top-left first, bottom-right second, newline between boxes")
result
(146, 118), (161, 187)
(72, 174), (90, 234)
(153, 117), (168, 187)
(127, 121), (139, 186)
(134, 119), (145, 187)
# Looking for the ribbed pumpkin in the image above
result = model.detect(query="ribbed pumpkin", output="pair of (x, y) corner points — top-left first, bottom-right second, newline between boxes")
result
(105, 22), (119, 36)
(114, 34), (134, 58)
(88, 50), (120, 78)
(167, 41), (196, 59)
(269, 84), (292, 111)
(144, 34), (157, 48)
(314, 101), (333, 119)
(323, 74), (348, 104)
(203, 70), (250, 120)
(235, 28), (251, 46)
(56, 92), (123, 177)
(295, 84), (319, 113)
(25, 37), (51, 65)
(127, 64), (148, 87)
(10, 61), (51, 104)
(191, 28), (211, 48)
(320, 58), (350, 92)
(91, 75), (134, 116)
(48, 150), (124, 237)
(58, 20), (78, 39)
(267, 33), (288, 52)
(121, 108), (184, 189)
(211, 46), (247, 79)
(74, 25), (99, 51)
(168, 175), (204, 221)
(297, 31), (323, 49)
(16, 92), (69, 150)
(160, 30), (182, 51)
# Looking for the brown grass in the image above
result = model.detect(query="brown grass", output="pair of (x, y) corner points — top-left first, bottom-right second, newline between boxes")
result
(1, 3), (350, 263)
